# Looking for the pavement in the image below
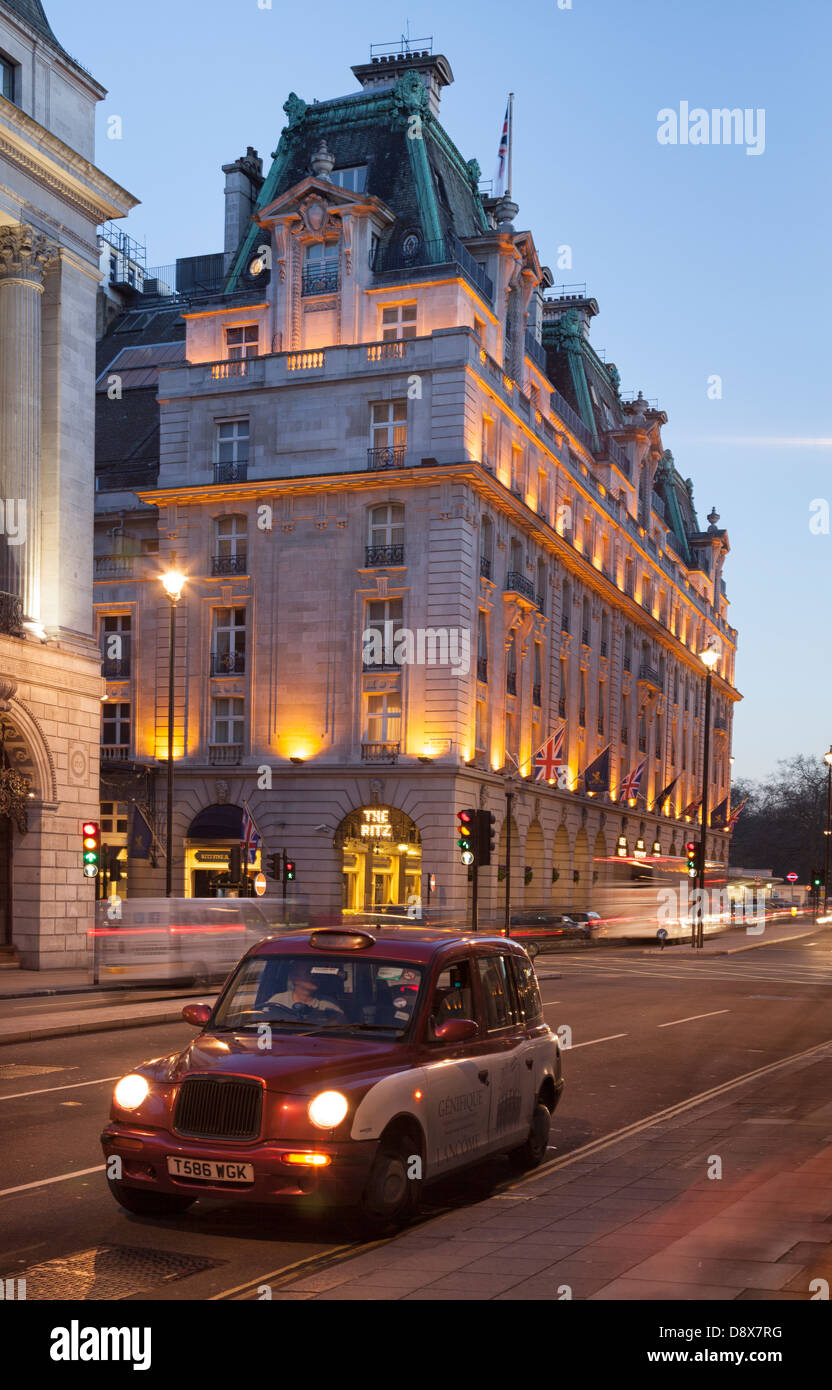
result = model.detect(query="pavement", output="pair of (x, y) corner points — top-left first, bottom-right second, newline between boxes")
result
(0, 994), (208, 1045)
(268, 1038), (832, 1301)
(641, 916), (824, 957)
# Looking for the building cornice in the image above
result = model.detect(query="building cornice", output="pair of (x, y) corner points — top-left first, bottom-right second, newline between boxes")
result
(0, 100), (137, 224)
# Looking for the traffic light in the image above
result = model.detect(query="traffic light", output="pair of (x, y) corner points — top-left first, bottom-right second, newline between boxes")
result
(476, 809), (496, 867)
(268, 851), (282, 880)
(812, 871), (822, 889)
(228, 844), (241, 883)
(82, 821), (100, 878)
(456, 809), (476, 866)
(685, 841), (698, 878)
(283, 857), (296, 883)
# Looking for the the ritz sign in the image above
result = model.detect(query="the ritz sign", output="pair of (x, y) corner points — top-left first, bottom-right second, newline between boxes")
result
(360, 808), (393, 840)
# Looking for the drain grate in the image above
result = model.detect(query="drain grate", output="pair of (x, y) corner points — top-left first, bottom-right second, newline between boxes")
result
(14, 1245), (225, 1300)
(0, 1064), (70, 1079)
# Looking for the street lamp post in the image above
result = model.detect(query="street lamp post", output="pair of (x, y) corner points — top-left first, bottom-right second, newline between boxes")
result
(696, 640), (720, 949)
(160, 570), (185, 897)
(823, 745), (832, 918)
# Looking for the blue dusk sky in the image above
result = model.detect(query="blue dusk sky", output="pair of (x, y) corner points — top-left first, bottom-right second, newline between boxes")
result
(48, 0), (832, 783)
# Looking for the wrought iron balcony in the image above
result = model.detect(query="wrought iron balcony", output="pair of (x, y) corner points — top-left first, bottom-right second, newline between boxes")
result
(362, 658), (403, 673)
(371, 232), (494, 303)
(0, 591), (24, 637)
(477, 657), (488, 684)
(506, 671), (517, 696)
(210, 651), (246, 676)
(549, 386), (596, 453)
(367, 445), (407, 471)
(361, 741), (400, 763)
(214, 462), (248, 484)
(212, 554), (248, 576)
(638, 664), (662, 688)
(365, 544), (404, 567)
(479, 555), (492, 580)
(524, 329), (547, 372)
(102, 657), (130, 679)
(209, 744), (242, 765)
(504, 570), (537, 605)
(301, 264), (339, 296)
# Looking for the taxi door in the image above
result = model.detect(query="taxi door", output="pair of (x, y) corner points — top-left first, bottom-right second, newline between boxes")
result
(473, 951), (537, 1153)
(419, 956), (494, 1178)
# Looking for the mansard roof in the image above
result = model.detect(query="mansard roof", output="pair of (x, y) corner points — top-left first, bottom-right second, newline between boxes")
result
(226, 73), (489, 292)
(3, 0), (69, 56)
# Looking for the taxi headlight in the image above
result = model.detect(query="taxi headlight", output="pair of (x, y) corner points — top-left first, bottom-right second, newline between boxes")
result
(308, 1090), (348, 1130)
(114, 1074), (150, 1110)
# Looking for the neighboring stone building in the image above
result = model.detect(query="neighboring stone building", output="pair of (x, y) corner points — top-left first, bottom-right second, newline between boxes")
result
(93, 45), (739, 922)
(0, 0), (135, 965)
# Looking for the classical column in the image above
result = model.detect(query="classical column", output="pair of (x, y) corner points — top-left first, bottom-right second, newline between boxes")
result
(0, 225), (59, 624)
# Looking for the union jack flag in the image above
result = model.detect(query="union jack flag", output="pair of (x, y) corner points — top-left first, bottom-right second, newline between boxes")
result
(682, 794), (703, 819)
(533, 727), (565, 782)
(495, 99), (510, 195)
(726, 797), (748, 830)
(241, 804), (261, 863)
(619, 759), (646, 802)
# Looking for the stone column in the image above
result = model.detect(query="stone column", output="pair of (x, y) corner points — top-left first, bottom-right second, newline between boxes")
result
(0, 225), (59, 623)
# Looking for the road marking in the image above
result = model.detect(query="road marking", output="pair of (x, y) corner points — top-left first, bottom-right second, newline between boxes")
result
(0, 1165), (104, 1198)
(569, 1032), (628, 1049)
(0, 1075), (120, 1102)
(657, 1009), (730, 1028)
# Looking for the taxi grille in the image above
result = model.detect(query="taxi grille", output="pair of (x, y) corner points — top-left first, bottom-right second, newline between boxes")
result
(173, 1076), (262, 1141)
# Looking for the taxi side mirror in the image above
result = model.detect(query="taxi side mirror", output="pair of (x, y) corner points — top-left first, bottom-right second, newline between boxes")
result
(182, 1003), (212, 1027)
(433, 1018), (478, 1044)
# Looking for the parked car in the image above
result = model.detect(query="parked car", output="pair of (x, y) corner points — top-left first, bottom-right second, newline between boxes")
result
(101, 924), (563, 1228)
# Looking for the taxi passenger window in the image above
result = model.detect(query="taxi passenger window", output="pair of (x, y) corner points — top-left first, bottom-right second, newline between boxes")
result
(477, 955), (519, 1031)
(510, 956), (543, 1023)
(427, 959), (475, 1038)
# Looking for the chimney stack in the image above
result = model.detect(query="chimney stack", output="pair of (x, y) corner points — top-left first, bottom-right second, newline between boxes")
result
(351, 47), (453, 117)
(222, 147), (264, 272)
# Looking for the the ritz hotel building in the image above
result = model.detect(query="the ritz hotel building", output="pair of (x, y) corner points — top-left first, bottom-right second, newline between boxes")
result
(93, 46), (739, 923)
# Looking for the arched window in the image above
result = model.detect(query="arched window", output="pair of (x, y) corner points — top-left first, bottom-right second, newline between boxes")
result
(368, 504), (404, 563)
(214, 515), (248, 574)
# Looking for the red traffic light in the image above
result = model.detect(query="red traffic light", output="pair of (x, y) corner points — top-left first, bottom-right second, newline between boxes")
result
(83, 822), (99, 837)
(456, 810), (473, 823)
(685, 842), (696, 854)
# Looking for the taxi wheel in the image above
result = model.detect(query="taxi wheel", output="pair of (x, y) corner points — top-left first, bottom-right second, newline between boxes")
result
(108, 1181), (194, 1217)
(508, 1101), (551, 1172)
(361, 1134), (420, 1230)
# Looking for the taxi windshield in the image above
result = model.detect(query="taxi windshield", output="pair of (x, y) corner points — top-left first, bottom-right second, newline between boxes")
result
(213, 954), (425, 1037)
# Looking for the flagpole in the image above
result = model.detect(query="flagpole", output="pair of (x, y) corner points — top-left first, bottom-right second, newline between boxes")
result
(507, 92), (514, 198)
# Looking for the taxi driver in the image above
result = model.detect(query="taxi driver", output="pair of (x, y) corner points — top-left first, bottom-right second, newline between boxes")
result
(268, 961), (346, 1021)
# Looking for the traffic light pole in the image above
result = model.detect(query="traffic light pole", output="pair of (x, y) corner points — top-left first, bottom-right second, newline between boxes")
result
(696, 665), (714, 949)
(471, 852), (479, 933)
(504, 787), (513, 937)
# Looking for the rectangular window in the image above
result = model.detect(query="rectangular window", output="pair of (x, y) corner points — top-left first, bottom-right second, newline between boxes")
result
(380, 304), (417, 341)
(477, 955), (519, 1031)
(216, 419), (249, 467)
(510, 955), (543, 1023)
(481, 415), (495, 470)
(1, 56), (16, 104)
(212, 607), (246, 674)
(102, 702), (131, 748)
(370, 401), (407, 466)
(212, 697), (245, 745)
(473, 316), (485, 346)
(427, 959), (476, 1038)
(364, 691), (401, 745)
(225, 325), (259, 360)
(100, 801), (129, 835)
(101, 613), (132, 678)
(475, 698), (487, 752)
(363, 598), (404, 669)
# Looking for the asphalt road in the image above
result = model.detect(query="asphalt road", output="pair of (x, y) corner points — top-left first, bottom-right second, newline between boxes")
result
(1, 934), (830, 1300)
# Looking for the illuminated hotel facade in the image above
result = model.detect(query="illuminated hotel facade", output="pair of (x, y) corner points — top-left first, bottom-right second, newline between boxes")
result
(93, 47), (738, 920)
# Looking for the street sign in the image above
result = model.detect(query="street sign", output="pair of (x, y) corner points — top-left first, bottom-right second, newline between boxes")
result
(83, 864), (98, 878)
(254, 872), (266, 897)
(656, 927), (668, 939)
(786, 872), (798, 883)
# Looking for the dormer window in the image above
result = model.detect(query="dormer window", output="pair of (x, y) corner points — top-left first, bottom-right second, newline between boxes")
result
(303, 242), (339, 296)
(329, 165), (368, 192)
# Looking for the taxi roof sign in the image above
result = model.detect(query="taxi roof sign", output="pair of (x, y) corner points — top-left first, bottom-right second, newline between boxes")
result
(309, 929), (376, 951)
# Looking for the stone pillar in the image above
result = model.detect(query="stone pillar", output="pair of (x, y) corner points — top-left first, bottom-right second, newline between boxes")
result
(0, 225), (59, 623)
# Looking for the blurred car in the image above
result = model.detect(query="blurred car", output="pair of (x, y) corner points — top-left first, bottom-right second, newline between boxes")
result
(101, 924), (563, 1227)
(92, 897), (288, 987)
(508, 911), (590, 956)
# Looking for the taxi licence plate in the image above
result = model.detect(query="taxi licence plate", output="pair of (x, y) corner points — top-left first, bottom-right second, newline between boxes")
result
(166, 1156), (254, 1183)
